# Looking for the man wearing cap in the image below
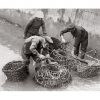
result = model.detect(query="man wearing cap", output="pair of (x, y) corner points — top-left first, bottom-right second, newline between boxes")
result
(21, 35), (53, 69)
(24, 11), (47, 39)
(60, 23), (88, 59)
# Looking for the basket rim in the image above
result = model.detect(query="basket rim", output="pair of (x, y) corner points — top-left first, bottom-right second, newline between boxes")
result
(51, 50), (67, 57)
(2, 60), (25, 73)
(39, 63), (67, 73)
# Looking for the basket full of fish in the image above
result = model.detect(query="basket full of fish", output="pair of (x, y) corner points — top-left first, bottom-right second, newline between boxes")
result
(34, 58), (72, 88)
(74, 58), (100, 78)
(50, 41), (100, 78)
(50, 46), (78, 71)
(2, 61), (29, 82)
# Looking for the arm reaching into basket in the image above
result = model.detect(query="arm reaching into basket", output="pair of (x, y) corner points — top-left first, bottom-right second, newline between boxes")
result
(60, 23), (75, 43)
(60, 23), (88, 59)
(29, 36), (46, 59)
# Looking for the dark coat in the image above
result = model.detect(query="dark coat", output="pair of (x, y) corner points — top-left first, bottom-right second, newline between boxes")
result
(24, 17), (46, 38)
(60, 24), (88, 50)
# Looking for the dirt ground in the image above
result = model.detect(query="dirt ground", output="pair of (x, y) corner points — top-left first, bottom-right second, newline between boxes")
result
(1, 18), (100, 91)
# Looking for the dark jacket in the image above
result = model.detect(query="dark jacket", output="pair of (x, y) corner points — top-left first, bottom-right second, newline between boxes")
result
(24, 17), (46, 38)
(60, 24), (88, 47)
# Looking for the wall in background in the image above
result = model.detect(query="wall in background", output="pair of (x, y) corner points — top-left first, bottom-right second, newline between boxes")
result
(0, 9), (100, 51)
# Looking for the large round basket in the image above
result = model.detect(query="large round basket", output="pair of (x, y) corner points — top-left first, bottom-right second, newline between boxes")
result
(76, 60), (100, 78)
(34, 59), (72, 88)
(49, 40), (100, 78)
(2, 61), (29, 82)
(60, 42), (100, 78)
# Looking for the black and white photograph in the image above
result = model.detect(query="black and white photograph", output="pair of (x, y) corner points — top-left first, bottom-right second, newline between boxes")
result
(1, 8), (100, 91)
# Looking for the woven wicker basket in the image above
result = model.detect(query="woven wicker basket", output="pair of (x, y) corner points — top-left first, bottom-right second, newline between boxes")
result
(50, 49), (75, 71)
(75, 60), (100, 78)
(50, 50), (67, 65)
(77, 66), (99, 78)
(34, 58), (72, 88)
(2, 61), (29, 82)
(49, 40), (100, 78)
(50, 48), (100, 79)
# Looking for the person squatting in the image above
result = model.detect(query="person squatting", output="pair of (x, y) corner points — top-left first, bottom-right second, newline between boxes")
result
(21, 35), (53, 69)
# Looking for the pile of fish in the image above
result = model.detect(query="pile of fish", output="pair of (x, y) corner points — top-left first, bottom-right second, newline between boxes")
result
(34, 58), (72, 88)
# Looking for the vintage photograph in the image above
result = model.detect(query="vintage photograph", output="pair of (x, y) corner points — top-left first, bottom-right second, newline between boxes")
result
(0, 9), (100, 91)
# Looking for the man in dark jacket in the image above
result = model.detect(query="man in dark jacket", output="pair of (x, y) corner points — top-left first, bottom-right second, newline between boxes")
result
(60, 23), (88, 59)
(24, 11), (47, 39)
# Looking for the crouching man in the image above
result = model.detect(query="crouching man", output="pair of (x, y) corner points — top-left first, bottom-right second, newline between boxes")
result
(60, 23), (88, 59)
(21, 35), (53, 71)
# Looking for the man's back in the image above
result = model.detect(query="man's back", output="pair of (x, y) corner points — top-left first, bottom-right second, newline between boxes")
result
(24, 17), (46, 38)
(23, 36), (45, 54)
(74, 25), (88, 41)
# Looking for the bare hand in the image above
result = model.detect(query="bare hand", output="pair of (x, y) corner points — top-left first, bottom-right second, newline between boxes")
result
(39, 54), (46, 59)
(62, 39), (66, 43)
(61, 35), (66, 43)
(45, 54), (50, 58)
